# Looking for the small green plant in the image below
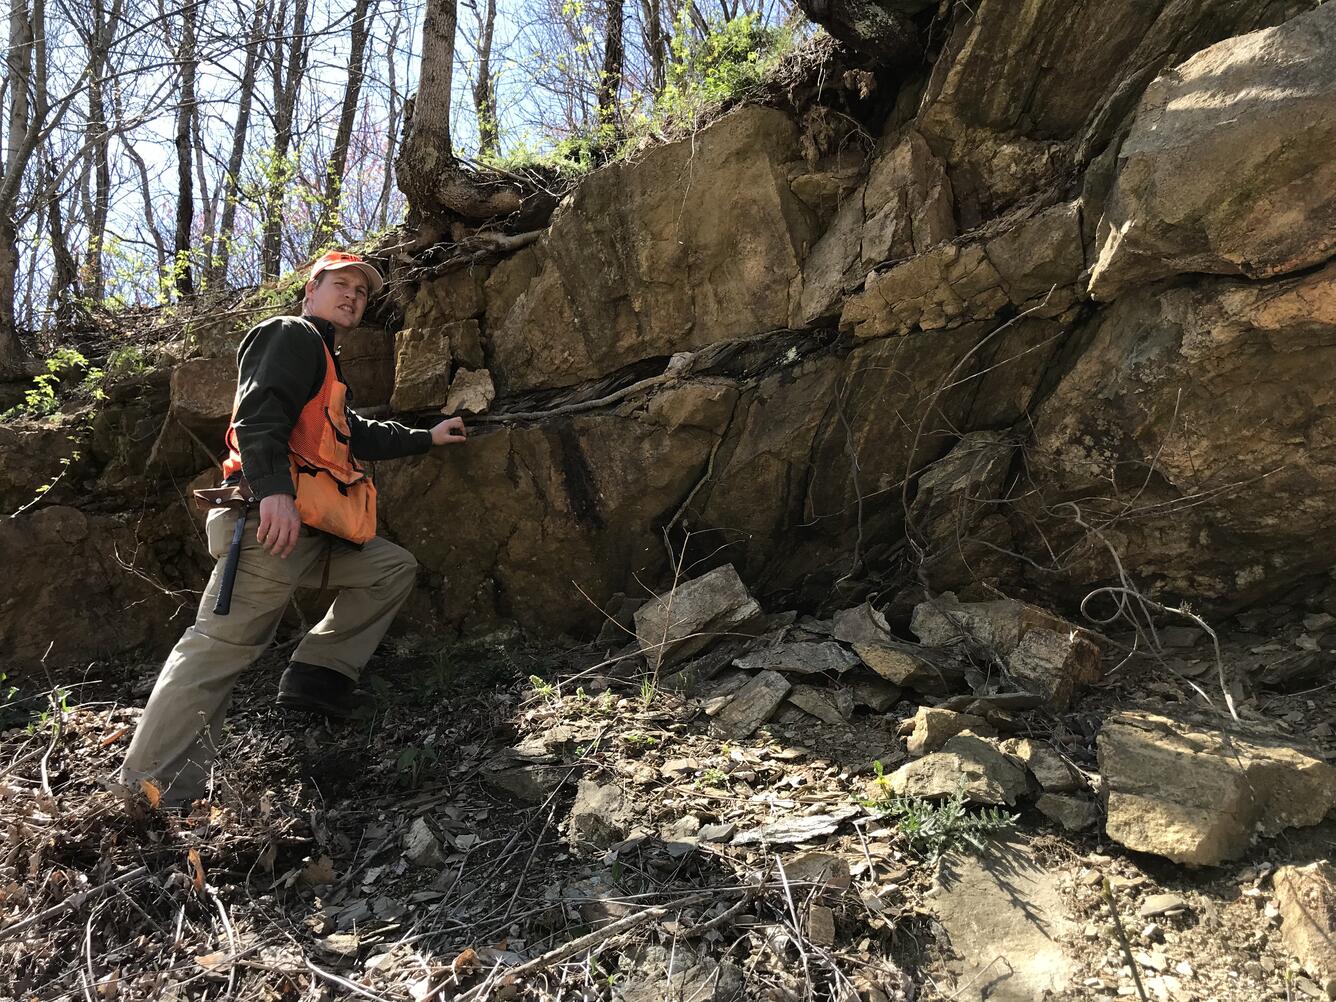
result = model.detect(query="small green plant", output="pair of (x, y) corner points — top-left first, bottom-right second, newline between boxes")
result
(623, 731), (658, 749)
(865, 781), (1017, 859)
(4, 348), (90, 419)
(638, 675), (656, 709)
(395, 743), (440, 788)
(700, 767), (729, 786)
(106, 345), (150, 382)
(529, 674), (557, 702)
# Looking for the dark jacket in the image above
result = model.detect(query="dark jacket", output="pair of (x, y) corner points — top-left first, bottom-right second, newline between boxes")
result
(231, 315), (432, 499)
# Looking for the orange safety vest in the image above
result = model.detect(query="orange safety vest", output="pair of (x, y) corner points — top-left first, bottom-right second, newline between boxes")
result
(221, 323), (378, 544)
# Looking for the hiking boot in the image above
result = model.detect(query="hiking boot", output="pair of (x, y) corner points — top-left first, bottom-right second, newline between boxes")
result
(277, 662), (355, 718)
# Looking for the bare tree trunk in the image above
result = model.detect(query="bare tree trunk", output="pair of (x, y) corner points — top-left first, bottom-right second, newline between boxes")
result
(397, 0), (523, 221)
(374, 11), (403, 231)
(121, 137), (167, 276)
(172, 0), (198, 298)
(472, 0), (498, 157)
(596, 0), (625, 128)
(311, 0), (374, 252)
(212, 0), (265, 291)
(262, 0), (309, 280)
(0, 0), (36, 376)
(639, 0), (667, 93)
(43, 159), (79, 325)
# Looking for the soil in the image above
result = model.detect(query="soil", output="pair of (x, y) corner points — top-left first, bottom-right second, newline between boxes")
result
(3, 608), (1335, 1001)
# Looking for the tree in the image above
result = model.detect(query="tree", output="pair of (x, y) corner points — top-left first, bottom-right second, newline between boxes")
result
(172, 0), (199, 297)
(311, 0), (375, 252)
(262, 0), (310, 281)
(596, 0), (625, 128)
(397, 0), (522, 221)
(211, 0), (266, 291)
(469, 0), (499, 158)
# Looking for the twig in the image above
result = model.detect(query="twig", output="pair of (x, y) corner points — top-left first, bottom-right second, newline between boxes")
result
(305, 959), (396, 1002)
(1102, 877), (1149, 1002)
(210, 888), (239, 1001)
(0, 865), (151, 943)
(430, 887), (746, 1002)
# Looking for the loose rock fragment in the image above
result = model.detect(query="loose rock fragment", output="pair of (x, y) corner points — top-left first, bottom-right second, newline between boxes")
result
(780, 851), (852, 891)
(787, 684), (855, 724)
(1098, 709), (1336, 865)
(710, 670), (791, 739)
(1036, 794), (1100, 831)
(403, 817), (447, 869)
(886, 733), (1028, 806)
(635, 564), (763, 669)
(852, 643), (965, 695)
(1274, 860), (1336, 998)
(905, 707), (991, 756)
(733, 807), (860, 846)
(1002, 738), (1081, 793)
(734, 641), (859, 675)
(571, 781), (628, 848)
(1005, 627), (1101, 710)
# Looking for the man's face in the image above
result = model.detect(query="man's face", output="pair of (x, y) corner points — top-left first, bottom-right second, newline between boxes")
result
(305, 269), (370, 332)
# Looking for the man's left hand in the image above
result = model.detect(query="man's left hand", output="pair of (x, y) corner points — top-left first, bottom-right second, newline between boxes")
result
(430, 416), (468, 446)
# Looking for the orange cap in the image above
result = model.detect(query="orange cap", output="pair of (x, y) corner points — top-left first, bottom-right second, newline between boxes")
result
(310, 250), (384, 296)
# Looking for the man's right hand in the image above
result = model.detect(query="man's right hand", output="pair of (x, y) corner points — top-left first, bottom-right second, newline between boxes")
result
(256, 494), (302, 558)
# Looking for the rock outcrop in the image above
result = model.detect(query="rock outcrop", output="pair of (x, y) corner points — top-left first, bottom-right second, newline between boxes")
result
(3, 0), (1336, 667)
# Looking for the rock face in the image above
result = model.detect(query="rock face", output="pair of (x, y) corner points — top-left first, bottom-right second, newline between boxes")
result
(1097, 710), (1336, 865)
(1089, 3), (1336, 299)
(7, 1), (1336, 668)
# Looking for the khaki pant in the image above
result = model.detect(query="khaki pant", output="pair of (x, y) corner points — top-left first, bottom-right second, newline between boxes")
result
(121, 507), (417, 804)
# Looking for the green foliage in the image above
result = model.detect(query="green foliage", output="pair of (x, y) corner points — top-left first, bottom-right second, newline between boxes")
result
(529, 673), (558, 702)
(395, 742), (440, 788)
(3, 348), (90, 419)
(700, 766), (729, 786)
(106, 345), (150, 382)
(652, 12), (794, 126)
(865, 781), (1018, 860)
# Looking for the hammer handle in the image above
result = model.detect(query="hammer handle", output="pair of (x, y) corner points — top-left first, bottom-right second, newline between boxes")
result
(212, 506), (249, 616)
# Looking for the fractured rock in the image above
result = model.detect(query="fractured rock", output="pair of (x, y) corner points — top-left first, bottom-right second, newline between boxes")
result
(635, 564), (763, 669)
(850, 675), (902, 712)
(710, 670), (790, 739)
(910, 431), (1014, 545)
(1036, 794), (1100, 832)
(733, 806), (860, 846)
(786, 684), (854, 725)
(1001, 738), (1081, 793)
(571, 781), (628, 848)
(852, 643), (966, 695)
(1273, 861), (1336, 997)
(481, 764), (565, 804)
(1089, 3), (1336, 299)
(780, 851), (852, 892)
(886, 733), (1028, 806)
(1005, 627), (1101, 710)
(830, 602), (894, 646)
(403, 817), (447, 868)
(390, 326), (452, 411)
(1098, 709), (1336, 865)
(442, 367), (495, 416)
(733, 641), (858, 675)
(905, 707), (991, 756)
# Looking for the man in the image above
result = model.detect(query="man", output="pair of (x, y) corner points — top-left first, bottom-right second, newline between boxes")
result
(120, 250), (466, 806)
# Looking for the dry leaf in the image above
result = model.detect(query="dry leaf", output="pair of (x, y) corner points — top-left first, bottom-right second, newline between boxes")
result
(451, 947), (478, 975)
(195, 952), (226, 970)
(99, 727), (129, 747)
(187, 849), (206, 893)
(301, 854), (336, 886)
(139, 779), (161, 809)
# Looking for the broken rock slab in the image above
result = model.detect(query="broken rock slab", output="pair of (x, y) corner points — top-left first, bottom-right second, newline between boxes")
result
(852, 642), (966, 696)
(1001, 738), (1081, 793)
(635, 564), (763, 669)
(831, 602), (895, 646)
(1006, 627), (1101, 711)
(403, 817), (447, 869)
(786, 684), (854, 725)
(733, 641), (859, 675)
(850, 674), (902, 712)
(1036, 794), (1100, 832)
(571, 781), (629, 849)
(884, 733), (1028, 806)
(442, 367), (495, 416)
(710, 670), (791, 739)
(1273, 861), (1336, 998)
(1098, 709), (1336, 865)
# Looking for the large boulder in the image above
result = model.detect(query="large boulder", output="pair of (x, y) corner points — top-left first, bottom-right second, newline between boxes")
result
(1097, 709), (1336, 865)
(1090, 3), (1336, 300)
(635, 564), (763, 670)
